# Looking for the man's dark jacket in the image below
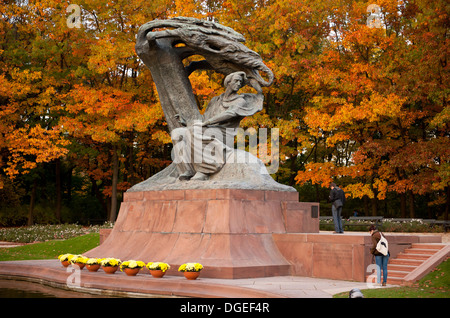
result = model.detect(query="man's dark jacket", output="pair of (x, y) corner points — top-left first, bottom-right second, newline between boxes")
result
(329, 187), (346, 207)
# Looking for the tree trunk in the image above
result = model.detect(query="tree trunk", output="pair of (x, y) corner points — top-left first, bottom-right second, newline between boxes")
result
(408, 190), (415, 218)
(371, 185), (378, 216)
(363, 195), (370, 216)
(67, 166), (73, 203)
(371, 197), (378, 216)
(315, 183), (320, 203)
(400, 193), (406, 218)
(425, 193), (432, 219)
(90, 177), (107, 217)
(109, 146), (119, 222)
(445, 186), (449, 221)
(27, 179), (37, 226)
(55, 158), (62, 222)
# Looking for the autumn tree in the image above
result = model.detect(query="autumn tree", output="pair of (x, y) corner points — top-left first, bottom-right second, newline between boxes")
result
(0, 0), (174, 224)
(0, 1), (71, 224)
(295, 0), (449, 217)
(1, 0), (448, 225)
(59, 0), (174, 221)
(214, 0), (343, 205)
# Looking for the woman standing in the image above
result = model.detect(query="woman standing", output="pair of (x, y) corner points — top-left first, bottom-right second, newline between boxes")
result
(369, 225), (390, 286)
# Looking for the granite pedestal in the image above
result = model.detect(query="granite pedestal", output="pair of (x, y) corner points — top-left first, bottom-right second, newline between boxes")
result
(85, 189), (319, 279)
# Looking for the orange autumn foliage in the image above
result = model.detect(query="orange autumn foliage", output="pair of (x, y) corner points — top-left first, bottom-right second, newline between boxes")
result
(0, 0), (448, 220)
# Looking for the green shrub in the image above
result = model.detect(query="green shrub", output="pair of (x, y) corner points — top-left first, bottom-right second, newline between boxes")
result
(0, 232), (101, 261)
(320, 218), (445, 232)
(0, 206), (28, 227)
(382, 219), (443, 233)
(0, 223), (113, 243)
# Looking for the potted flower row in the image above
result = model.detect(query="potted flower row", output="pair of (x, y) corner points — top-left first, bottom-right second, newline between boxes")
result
(58, 254), (89, 270)
(58, 254), (121, 273)
(57, 254), (203, 279)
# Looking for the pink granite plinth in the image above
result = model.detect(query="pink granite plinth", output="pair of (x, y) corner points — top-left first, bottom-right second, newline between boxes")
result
(273, 232), (442, 282)
(85, 189), (319, 279)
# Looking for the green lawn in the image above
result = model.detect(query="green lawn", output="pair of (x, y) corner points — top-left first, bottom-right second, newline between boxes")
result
(0, 233), (99, 261)
(334, 258), (450, 298)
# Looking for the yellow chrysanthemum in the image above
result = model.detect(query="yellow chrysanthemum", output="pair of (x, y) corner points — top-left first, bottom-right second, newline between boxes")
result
(136, 261), (146, 268)
(70, 255), (88, 264)
(86, 258), (102, 265)
(100, 258), (121, 267)
(120, 260), (146, 271)
(146, 262), (170, 272)
(58, 254), (74, 261)
(178, 263), (203, 272)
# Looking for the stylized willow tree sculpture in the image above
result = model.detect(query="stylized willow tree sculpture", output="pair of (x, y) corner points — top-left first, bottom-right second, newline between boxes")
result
(132, 17), (291, 191)
(135, 17), (274, 132)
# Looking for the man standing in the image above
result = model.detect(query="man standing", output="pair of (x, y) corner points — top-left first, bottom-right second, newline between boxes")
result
(329, 182), (346, 233)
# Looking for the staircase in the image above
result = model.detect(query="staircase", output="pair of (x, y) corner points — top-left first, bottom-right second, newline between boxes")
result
(387, 243), (449, 285)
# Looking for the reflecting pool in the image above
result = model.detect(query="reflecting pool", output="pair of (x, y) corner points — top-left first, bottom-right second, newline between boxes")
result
(0, 278), (117, 298)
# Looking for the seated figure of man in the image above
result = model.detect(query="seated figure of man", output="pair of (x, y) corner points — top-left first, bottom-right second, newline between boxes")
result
(171, 71), (264, 181)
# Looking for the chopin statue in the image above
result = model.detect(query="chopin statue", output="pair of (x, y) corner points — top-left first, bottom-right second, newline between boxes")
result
(132, 17), (293, 192)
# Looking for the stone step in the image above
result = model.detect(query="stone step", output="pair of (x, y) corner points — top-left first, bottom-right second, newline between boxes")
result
(396, 253), (430, 260)
(390, 258), (423, 266)
(388, 270), (410, 278)
(365, 268), (409, 279)
(388, 264), (417, 272)
(404, 248), (439, 255)
(411, 243), (445, 250)
(381, 243), (448, 285)
(386, 276), (403, 285)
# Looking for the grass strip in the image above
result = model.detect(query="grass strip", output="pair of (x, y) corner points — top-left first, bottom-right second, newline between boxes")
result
(0, 233), (99, 261)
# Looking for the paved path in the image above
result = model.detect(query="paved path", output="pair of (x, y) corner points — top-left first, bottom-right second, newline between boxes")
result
(0, 241), (27, 248)
(199, 275), (379, 298)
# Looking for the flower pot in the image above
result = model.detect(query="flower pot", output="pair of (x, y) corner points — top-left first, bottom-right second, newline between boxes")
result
(149, 269), (166, 278)
(102, 265), (119, 274)
(86, 264), (100, 272)
(183, 271), (200, 280)
(73, 262), (85, 270)
(124, 268), (140, 276)
(61, 261), (70, 267)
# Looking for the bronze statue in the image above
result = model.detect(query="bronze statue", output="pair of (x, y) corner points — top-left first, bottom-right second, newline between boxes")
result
(132, 17), (292, 192)
(171, 71), (263, 181)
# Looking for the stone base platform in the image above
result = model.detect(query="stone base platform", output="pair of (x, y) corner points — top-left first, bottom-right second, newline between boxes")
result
(85, 188), (444, 283)
(274, 232), (442, 282)
(97, 228), (443, 283)
(85, 189), (319, 279)
(0, 233), (443, 298)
